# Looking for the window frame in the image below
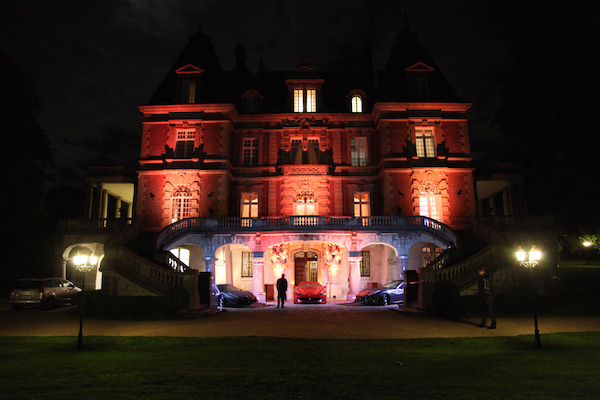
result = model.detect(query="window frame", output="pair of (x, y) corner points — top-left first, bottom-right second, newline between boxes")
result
(350, 137), (368, 166)
(293, 88), (317, 113)
(171, 187), (192, 223)
(242, 251), (253, 278)
(351, 95), (363, 113)
(242, 137), (259, 166)
(353, 191), (371, 218)
(175, 129), (195, 159)
(360, 250), (370, 277)
(415, 127), (436, 158)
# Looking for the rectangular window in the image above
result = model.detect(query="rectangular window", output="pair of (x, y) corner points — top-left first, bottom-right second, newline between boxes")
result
(242, 138), (259, 166)
(360, 251), (370, 276)
(351, 137), (367, 166)
(241, 193), (258, 218)
(294, 89), (304, 112)
(415, 78), (428, 100)
(175, 129), (195, 158)
(306, 89), (316, 112)
(171, 248), (190, 266)
(422, 247), (432, 267)
(171, 197), (191, 223)
(242, 251), (253, 278)
(415, 127), (436, 158)
(354, 192), (371, 217)
(419, 195), (440, 221)
(183, 81), (196, 103)
(294, 88), (316, 112)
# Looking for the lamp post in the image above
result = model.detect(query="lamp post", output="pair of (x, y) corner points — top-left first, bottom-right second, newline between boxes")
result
(582, 241), (592, 264)
(516, 247), (542, 348)
(73, 253), (98, 350)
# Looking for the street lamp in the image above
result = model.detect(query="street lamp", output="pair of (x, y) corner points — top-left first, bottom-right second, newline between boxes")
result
(516, 246), (542, 348)
(74, 252), (98, 350)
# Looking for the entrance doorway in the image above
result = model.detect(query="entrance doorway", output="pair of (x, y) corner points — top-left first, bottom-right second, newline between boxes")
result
(294, 251), (318, 285)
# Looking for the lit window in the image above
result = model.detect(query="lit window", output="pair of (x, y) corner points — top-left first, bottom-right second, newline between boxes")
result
(242, 251), (253, 278)
(419, 195), (441, 221)
(422, 247), (432, 267)
(175, 129), (195, 158)
(351, 137), (367, 166)
(415, 127), (436, 158)
(351, 95), (362, 113)
(306, 89), (316, 112)
(354, 192), (371, 217)
(183, 80), (196, 103)
(294, 89), (304, 112)
(171, 187), (192, 223)
(360, 251), (370, 276)
(294, 190), (317, 215)
(293, 89), (316, 112)
(241, 193), (258, 218)
(171, 248), (190, 266)
(242, 138), (259, 166)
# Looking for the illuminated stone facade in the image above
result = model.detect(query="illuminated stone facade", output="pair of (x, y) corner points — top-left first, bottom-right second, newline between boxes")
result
(68, 23), (480, 305)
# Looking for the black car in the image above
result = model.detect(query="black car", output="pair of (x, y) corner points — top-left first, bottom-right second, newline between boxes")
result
(212, 284), (257, 307)
(355, 280), (404, 305)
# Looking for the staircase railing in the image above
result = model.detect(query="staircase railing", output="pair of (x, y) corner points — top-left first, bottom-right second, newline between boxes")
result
(102, 246), (186, 296)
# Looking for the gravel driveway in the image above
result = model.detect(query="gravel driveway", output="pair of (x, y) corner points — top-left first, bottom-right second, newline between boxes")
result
(1, 300), (599, 339)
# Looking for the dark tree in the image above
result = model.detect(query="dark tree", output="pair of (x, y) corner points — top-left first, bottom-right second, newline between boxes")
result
(493, 1), (600, 226)
(0, 49), (54, 288)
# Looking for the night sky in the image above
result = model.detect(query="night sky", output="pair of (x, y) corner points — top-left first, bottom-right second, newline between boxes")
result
(1, 0), (509, 186)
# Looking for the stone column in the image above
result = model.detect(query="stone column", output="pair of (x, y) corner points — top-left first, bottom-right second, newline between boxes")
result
(347, 251), (362, 301)
(252, 252), (266, 302)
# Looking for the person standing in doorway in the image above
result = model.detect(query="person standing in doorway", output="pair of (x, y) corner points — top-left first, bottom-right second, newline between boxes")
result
(477, 266), (496, 329)
(276, 274), (288, 308)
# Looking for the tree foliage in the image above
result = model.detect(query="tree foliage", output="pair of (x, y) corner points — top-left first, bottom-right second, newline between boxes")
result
(493, 1), (600, 223)
(0, 49), (54, 284)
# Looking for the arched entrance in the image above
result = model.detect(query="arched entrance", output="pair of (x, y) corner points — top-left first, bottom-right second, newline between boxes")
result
(294, 251), (318, 285)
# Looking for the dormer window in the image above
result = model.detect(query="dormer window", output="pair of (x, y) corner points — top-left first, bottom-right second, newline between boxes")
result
(241, 90), (263, 113)
(286, 63), (323, 113)
(347, 90), (367, 113)
(294, 88), (316, 112)
(406, 62), (434, 100)
(351, 95), (362, 113)
(175, 64), (204, 104)
(183, 80), (196, 103)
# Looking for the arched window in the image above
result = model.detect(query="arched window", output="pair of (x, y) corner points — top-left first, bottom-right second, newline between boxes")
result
(351, 95), (362, 113)
(294, 190), (317, 215)
(171, 186), (192, 223)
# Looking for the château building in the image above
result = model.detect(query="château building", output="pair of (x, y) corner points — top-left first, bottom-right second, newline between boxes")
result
(55, 21), (528, 309)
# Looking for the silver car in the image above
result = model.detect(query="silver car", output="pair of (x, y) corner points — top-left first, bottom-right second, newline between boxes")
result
(10, 278), (81, 309)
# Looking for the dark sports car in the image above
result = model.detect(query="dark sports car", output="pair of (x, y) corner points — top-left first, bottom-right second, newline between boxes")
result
(355, 280), (404, 305)
(212, 284), (257, 307)
(293, 282), (327, 304)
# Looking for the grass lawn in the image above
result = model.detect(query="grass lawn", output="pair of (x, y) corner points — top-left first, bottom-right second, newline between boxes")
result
(1, 333), (599, 400)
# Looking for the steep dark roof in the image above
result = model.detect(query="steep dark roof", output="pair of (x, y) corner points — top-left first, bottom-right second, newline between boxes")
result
(377, 24), (461, 102)
(146, 23), (461, 108)
(148, 26), (224, 104)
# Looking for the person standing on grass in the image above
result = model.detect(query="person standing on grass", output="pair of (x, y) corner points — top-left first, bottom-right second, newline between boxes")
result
(477, 266), (496, 329)
(276, 274), (288, 308)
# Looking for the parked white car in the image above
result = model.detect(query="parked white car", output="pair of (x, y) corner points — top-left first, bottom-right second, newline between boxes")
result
(10, 278), (81, 309)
